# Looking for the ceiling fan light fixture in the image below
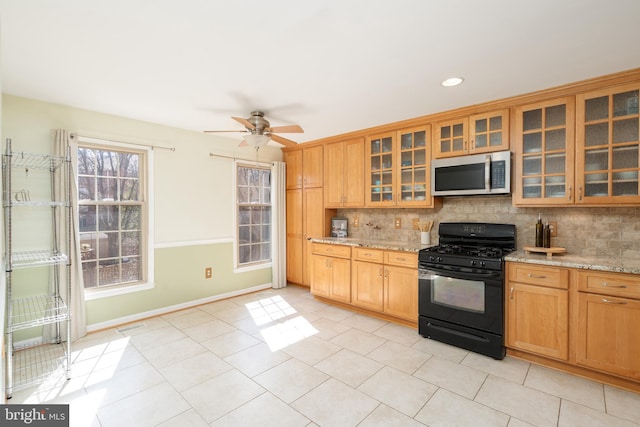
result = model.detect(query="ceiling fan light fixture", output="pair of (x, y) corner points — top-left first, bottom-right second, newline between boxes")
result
(243, 133), (270, 147)
(441, 77), (464, 87)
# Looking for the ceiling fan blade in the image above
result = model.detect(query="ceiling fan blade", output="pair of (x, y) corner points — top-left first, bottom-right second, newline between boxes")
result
(232, 116), (255, 129)
(269, 134), (299, 147)
(268, 124), (304, 133)
(238, 140), (249, 147)
(203, 130), (248, 133)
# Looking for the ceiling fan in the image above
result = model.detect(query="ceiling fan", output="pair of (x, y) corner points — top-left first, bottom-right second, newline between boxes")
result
(204, 111), (304, 148)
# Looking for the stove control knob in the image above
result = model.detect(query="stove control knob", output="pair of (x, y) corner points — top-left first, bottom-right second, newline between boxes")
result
(480, 261), (486, 267)
(470, 260), (477, 266)
(437, 257), (443, 263)
(429, 256), (436, 262)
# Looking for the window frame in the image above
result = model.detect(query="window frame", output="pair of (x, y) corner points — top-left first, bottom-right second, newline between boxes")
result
(234, 160), (273, 271)
(76, 136), (154, 300)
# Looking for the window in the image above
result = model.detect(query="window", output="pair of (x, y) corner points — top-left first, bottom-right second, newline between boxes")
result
(78, 144), (147, 289)
(236, 164), (271, 266)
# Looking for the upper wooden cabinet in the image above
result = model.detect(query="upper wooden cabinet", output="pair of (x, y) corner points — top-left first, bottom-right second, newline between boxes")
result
(575, 83), (640, 204)
(513, 97), (576, 205)
(433, 109), (509, 159)
(285, 146), (323, 189)
(365, 125), (435, 207)
(324, 138), (365, 208)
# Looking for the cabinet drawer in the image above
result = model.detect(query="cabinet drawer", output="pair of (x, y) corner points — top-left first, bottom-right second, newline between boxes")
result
(312, 243), (351, 259)
(577, 270), (640, 300)
(353, 247), (384, 263)
(384, 251), (418, 268)
(507, 263), (569, 289)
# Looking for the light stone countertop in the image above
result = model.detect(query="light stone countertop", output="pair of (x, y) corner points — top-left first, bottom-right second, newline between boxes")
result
(309, 237), (423, 253)
(505, 250), (640, 275)
(311, 238), (640, 275)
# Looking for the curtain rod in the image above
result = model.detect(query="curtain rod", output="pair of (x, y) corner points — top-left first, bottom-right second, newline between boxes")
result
(70, 133), (175, 151)
(209, 152), (273, 164)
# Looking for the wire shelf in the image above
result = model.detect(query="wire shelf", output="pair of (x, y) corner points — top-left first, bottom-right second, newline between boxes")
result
(10, 250), (68, 269)
(11, 342), (69, 391)
(9, 295), (69, 331)
(4, 151), (67, 170)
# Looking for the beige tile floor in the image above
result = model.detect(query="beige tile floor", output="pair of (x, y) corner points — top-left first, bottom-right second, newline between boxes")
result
(10, 286), (640, 427)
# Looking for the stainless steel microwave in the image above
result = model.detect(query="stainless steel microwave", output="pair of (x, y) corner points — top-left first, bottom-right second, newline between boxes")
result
(431, 150), (511, 196)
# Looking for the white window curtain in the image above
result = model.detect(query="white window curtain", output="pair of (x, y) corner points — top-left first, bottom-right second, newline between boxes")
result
(53, 129), (87, 341)
(271, 161), (287, 289)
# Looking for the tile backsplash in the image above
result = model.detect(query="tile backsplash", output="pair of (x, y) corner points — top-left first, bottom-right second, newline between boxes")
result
(337, 196), (640, 259)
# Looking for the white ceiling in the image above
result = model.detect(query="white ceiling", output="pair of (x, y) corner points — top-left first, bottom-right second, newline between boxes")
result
(2, 0), (640, 146)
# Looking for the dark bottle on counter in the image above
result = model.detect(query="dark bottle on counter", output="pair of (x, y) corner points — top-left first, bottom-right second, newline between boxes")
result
(543, 221), (551, 248)
(535, 213), (544, 247)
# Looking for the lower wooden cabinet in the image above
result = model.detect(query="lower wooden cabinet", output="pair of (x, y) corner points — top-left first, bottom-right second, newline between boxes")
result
(575, 270), (640, 381)
(506, 261), (640, 389)
(311, 243), (418, 323)
(310, 243), (351, 303)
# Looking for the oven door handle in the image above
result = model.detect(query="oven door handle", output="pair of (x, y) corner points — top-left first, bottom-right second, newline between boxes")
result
(484, 154), (491, 191)
(420, 266), (502, 282)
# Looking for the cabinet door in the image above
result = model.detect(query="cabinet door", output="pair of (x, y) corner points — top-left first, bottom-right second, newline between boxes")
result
(285, 150), (303, 189)
(329, 257), (351, 303)
(352, 260), (384, 311)
(396, 126), (431, 207)
(513, 98), (576, 205)
(384, 265), (418, 321)
(433, 118), (468, 158)
(323, 141), (345, 207)
(302, 187), (324, 286)
(310, 254), (330, 298)
(576, 293), (640, 380)
(343, 138), (365, 207)
(469, 109), (509, 153)
(576, 83), (640, 204)
(302, 146), (323, 188)
(286, 189), (303, 284)
(506, 282), (568, 360)
(366, 132), (396, 206)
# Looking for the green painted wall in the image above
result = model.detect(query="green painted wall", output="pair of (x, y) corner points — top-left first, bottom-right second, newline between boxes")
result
(85, 242), (272, 325)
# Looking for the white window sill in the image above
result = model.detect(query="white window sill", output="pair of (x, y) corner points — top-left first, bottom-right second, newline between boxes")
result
(84, 282), (155, 301)
(234, 262), (272, 274)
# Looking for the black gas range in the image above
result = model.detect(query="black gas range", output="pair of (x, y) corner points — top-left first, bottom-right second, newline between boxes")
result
(418, 222), (516, 359)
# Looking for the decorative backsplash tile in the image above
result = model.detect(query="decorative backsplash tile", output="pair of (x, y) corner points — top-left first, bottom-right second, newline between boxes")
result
(337, 196), (640, 259)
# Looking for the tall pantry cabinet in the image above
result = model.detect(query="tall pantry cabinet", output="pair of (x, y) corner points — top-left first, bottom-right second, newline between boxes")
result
(285, 146), (325, 286)
(2, 139), (72, 398)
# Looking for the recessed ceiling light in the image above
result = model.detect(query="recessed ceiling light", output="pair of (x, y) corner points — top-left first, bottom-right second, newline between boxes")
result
(441, 77), (464, 87)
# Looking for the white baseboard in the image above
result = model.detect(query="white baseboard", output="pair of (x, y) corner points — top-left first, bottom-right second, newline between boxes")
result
(86, 282), (273, 333)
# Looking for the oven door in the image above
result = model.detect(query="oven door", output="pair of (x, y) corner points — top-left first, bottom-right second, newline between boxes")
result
(418, 264), (503, 335)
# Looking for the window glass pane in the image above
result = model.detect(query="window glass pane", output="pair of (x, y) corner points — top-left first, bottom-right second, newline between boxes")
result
(546, 129), (566, 151)
(613, 90), (639, 117)
(78, 148), (96, 175)
(585, 123), (609, 147)
(613, 146), (639, 169)
(523, 132), (542, 153)
(414, 131), (426, 147)
(78, 145), (146, 289)
(585, 149), (608, 171)
(475, 118), (487, 133)
(121, 206), (141, 230)
(440, 126), (451, 139)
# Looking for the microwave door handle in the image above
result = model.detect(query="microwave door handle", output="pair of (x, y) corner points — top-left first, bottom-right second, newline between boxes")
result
(484, 154), (491, 191)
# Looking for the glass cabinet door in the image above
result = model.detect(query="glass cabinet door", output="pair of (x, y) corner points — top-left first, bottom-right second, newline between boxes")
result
(367, 133), (395, 206)
(469, 109), (509, 153)
(577, 84), (640, 203)
(513, 98), (575, 205)
(397, 126), (430, 206)
(434, 119), (467, 158)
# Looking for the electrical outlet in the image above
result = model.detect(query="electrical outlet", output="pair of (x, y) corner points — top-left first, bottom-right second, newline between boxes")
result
(394, 217), (401, 229)
(205, 267), (212, 279)
(412, 218), (421, 230)
(353, 216), (359, 227)
(548, 221), (557, 237)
